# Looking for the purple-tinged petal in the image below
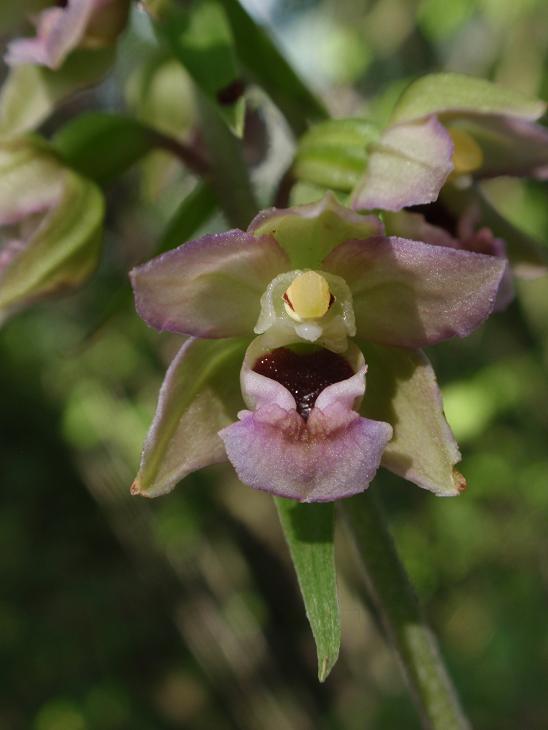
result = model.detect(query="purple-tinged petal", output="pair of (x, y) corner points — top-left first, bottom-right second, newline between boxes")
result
(5, 0), (129, 71)
(132, 337), (247, 498)
(324, 236), (507, 348)
(361, 342), (465, 497)
(248, 192), (384, 269)
(130, 230), (289, 338)
(350, 117), (454, 212)
(219, 337), (392, 502)
(449, 116), (548, 180)
(456, 211), (514, 310)
(6, 1), (95, 70)
(385, 209), (514, 311)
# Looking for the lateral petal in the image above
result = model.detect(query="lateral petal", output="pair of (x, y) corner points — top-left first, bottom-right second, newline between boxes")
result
(324, 235), (507, 348)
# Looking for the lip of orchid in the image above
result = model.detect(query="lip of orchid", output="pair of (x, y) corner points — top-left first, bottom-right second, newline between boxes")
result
(218, 333), (394, 502)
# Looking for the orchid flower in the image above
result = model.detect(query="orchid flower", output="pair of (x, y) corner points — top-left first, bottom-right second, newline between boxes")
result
(130, 194), (506, 502)
(352, 73), (548, 212)
(5, 0), (130, 70)
(0, 137), (104, 324)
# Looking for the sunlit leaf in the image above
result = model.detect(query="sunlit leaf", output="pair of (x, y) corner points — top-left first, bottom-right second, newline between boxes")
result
(275, 498), (340, 681)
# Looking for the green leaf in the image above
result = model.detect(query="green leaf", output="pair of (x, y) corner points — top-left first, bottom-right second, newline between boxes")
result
(391, 72), (546, 124)
(275, 499), (340, 682)
(53, 113), (156, 184)
(196, 91), (258, 228)
(0, 48), (115, 138)
(158, 0), (244, 134)
(218, 0), (328, 135)
(133, 338), (247, 497)
(360, 342), (465, 496)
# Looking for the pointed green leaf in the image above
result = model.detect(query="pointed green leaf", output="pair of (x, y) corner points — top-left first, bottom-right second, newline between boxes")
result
(218, 0), (328, 135)
(361, 342), (465, 496)
(275, 498), (340, 681)
(391, 72), (546, 124)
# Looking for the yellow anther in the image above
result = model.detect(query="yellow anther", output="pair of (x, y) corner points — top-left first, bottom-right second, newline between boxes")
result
(283, 271), (331, 321)
(448, 128), (484, 175)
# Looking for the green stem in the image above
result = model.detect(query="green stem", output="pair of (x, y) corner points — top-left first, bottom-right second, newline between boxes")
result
(341, 492), (471, 730)
(196, 91), (259, 228)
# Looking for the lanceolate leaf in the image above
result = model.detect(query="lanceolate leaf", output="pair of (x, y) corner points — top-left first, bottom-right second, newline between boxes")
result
(218, 0), (328, 135)
(275, 499), (340, 681)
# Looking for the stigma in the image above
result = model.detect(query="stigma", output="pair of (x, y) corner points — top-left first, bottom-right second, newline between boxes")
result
(283, 271), (332, 322)
(448, 128), (484, 175)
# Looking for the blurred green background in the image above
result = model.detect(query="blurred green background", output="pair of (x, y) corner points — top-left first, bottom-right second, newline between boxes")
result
(1, 1), (547, 728)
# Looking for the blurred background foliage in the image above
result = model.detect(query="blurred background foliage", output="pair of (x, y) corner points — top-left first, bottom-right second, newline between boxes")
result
(1, 0), (547, 728)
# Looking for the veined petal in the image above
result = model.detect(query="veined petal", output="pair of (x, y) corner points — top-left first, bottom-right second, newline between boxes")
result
(350, 117), (454, 212)
(361, 343), (464, 497)
(130, 230), (289, 338)
(132, 337), (247, 498)
(219, 336), (392, 502)
(248, 192), (383, 269)
(324, 235), (507, 348)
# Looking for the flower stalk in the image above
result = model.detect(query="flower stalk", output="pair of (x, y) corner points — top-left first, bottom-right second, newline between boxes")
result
(342, 492), (471, 730)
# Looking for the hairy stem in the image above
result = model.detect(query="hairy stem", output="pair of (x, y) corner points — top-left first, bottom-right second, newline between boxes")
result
(342, 492), (471, 730)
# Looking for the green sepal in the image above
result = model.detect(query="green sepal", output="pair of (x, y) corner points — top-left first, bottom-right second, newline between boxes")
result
(361, 342), (465, 497)
(275, 498), (340, 682)
(53, 113), (156, 184)
(293, 119), (379, 192)
(0, 48), (115, 139)
(391, 72), (546, 124)
(133, 338), (248, 497)
(250, 192), (382, 269)
(0, 139), (104, 324)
